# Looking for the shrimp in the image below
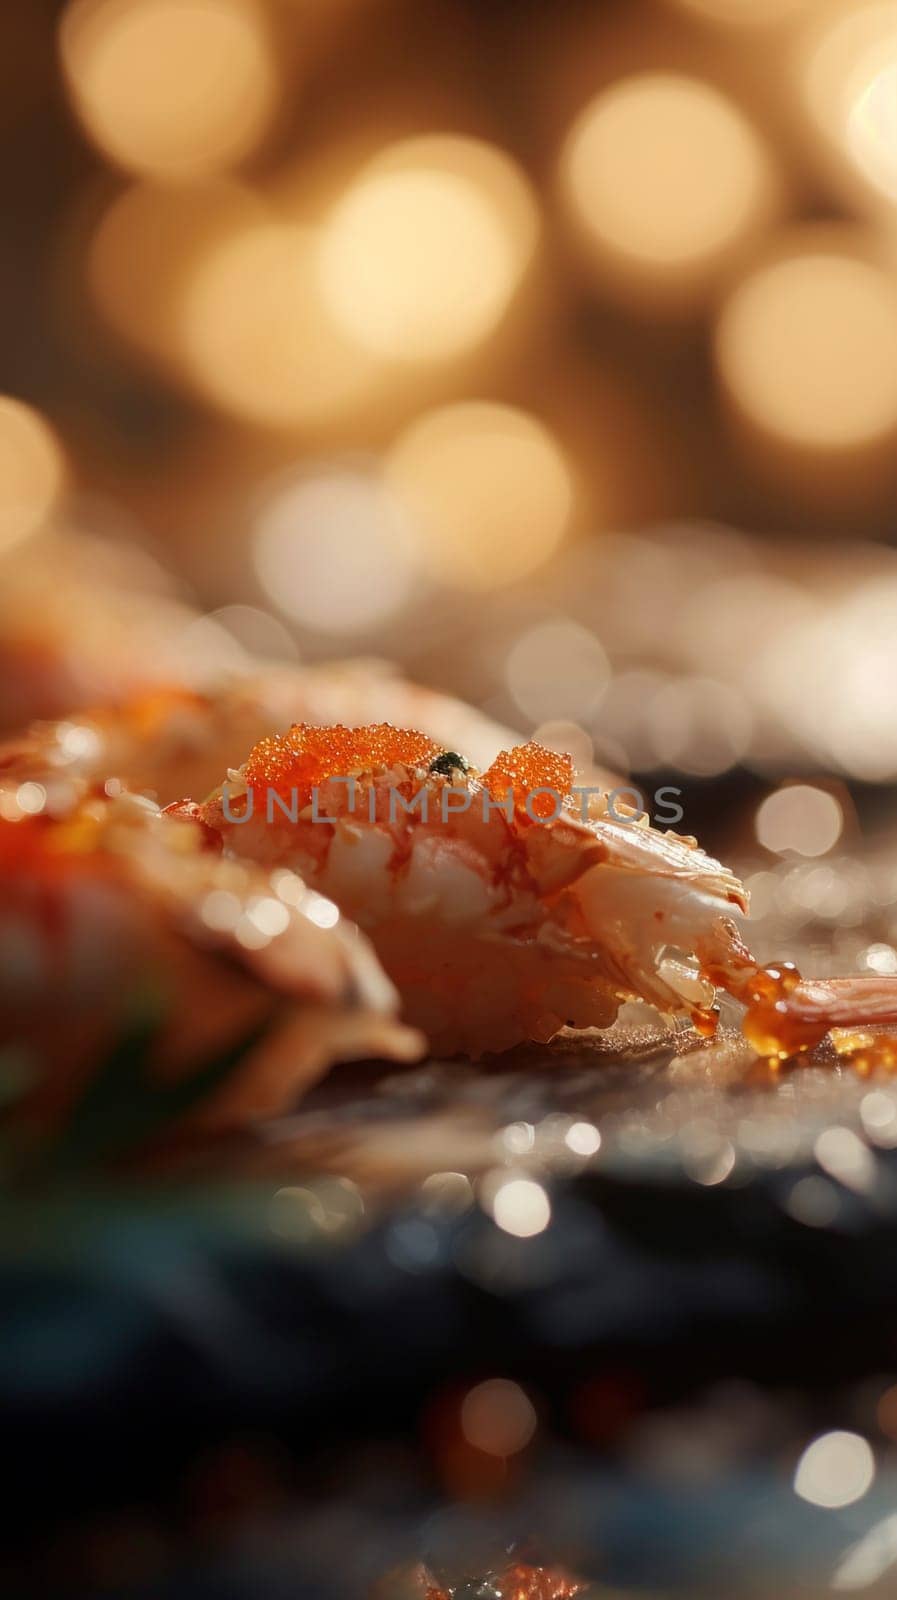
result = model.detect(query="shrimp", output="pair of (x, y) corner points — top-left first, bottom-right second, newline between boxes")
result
(189, 723), (897, 1060)
(0, 662), (617, 810)
(0, 786), (421, 1162)
(0, 529), (217, 735)
(1, 527), (617, 794)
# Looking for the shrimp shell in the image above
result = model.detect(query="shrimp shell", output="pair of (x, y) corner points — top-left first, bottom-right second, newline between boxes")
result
(192, 723), (897, 1060)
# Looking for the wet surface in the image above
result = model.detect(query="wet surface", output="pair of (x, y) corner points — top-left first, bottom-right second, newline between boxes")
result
(159, 1011), (894, 1204)
(12, 850), (897, 1596)
(143, 840), (897, 1198)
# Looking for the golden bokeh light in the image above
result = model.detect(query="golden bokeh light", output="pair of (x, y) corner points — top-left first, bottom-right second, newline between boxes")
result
(460, 1380), (537, 1458)
(755, 577), (897, 780)
(667, 0), (811, 26)
(802, 3), (897, 211)
(384, 402), (574, 590)
(253, 468), (415, 634)
(793, 1431), (875, 1510)
(60, 0), (278, 182)
(489, 1176), (551, 1238)
(756, 785), (844, 858)
(558, 73), (776, 311)
(180, 222), (382, 429)
(87, 179), (264, 369)
(204, 604), (299, 661)
(505, 620), (609, 726)
(847, 57), (897, 203)
(317, 136), (539, 364)
(716, 247), (897, 452)
(647, 676), (752, 777)
(0, 398), (66, 554)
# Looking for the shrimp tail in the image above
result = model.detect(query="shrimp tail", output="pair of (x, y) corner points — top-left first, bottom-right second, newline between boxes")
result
(705, 959), (897, 1061)
(694, 920), (897, 1059)
(756, 975), (897, 1053)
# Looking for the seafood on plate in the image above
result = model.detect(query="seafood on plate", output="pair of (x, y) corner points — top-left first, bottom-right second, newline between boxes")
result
(0, 783), (421, 1166)
(188, 723), (897, 1059)
(0, 660), (613, 812)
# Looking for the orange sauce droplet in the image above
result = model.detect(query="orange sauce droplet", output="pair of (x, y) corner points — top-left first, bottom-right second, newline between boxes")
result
(747, 961), (801, 1004)
(693, 1003), (721, 1039)
(741, 960), (825, 1061)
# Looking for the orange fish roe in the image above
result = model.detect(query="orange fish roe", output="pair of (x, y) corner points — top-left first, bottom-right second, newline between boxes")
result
(244, 723), (442, 798)
(483, 742), (575, 822)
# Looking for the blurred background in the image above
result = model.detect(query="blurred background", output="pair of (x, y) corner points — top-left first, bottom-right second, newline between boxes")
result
(9, 6), (897, 1596)
(4, 0), (897, 813)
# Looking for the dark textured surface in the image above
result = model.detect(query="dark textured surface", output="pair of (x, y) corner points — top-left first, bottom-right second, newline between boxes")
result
(7, 1025), (897, 1595)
